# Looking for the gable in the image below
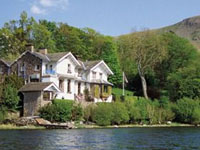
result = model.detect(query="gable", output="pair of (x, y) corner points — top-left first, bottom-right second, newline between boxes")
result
(91, 61), (113, 75)
(58, 52), (80, 66)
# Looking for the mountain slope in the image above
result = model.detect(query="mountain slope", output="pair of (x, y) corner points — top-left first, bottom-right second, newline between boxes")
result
(160, 16), (200, 49)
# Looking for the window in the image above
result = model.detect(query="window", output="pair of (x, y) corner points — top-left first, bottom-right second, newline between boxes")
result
(21, 63), (25, 71)
(0, 66), (2, 74)
(67, 64), (71, 73)
(59, 79), (64, 92)
(100, 73), (103, 79)
(43, 92), (51, 101)
(92, 71), (96, 79)
(35, 65), (40, 71)
(50, 65), (53, 71)
(67, 80), (71, 93)
(45, 64), (48, 71)
(78, 69), (82, 77)
(104, 86), (108, 93)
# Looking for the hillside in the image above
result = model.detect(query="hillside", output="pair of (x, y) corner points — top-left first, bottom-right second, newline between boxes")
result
(160, 16), (200, 49)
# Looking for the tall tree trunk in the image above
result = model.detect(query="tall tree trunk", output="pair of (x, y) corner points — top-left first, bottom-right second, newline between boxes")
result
(137, 63), (148, 99)
(140, 75), (148, 99)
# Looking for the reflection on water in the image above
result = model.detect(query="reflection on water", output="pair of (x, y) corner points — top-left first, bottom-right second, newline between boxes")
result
(0, 127), (200, 150)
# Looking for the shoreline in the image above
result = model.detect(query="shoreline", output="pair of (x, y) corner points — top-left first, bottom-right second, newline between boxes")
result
(0, 123), (197, 130)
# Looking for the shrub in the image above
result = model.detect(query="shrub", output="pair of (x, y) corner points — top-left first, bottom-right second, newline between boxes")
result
(83, 104), (96, 122)
(39, 104), (57, 122)
(174, 98), (199, 123)
(93, 103), (113, 126)
(72, 103), (83, 121)
(3, 75), (24, 90)
(133, 98), (150, 123)
(0, 107), (8, 123)
(112, 102), (129, 124)
(2, 84), (20, 110)
(40, 99), (74, 122)
(191, 108), (200, 125)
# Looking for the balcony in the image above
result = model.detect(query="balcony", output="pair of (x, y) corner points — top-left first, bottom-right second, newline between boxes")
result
(45, 70), (56, 75)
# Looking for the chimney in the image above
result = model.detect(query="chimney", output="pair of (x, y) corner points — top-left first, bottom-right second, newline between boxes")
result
(39, 48), (48, 55)
(74, 54), (82, 60)
(26, 43), (34, 52)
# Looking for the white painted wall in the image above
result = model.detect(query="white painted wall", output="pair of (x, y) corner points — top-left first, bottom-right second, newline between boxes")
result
(42, 76), (59, 87)
(56, 56), (76, 75)
(88, 64), (108, 81)
(40, 56), (112, 102)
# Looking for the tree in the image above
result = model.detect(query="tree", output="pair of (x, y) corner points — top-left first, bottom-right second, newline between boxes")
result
(2, 84), (20, 110)
(119, 31), (167, 99)
(155, 32), (198, 89)
(32, 22), (55, 51)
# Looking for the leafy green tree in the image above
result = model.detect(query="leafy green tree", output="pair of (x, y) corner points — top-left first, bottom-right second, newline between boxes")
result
(167, 60), (200, 101)
(100, 36), (122, 86)
(2, 84), (20, 110)
(32, 22), (55, 51)
(156, 32), (198, 89)
(118, 31), (167, 99)
(0, 28), (22, 58)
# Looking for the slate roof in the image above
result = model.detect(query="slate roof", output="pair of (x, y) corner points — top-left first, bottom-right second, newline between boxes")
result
(90, 79), (113, 86)
(83, 60), (102, 70)
(32, 52), (49, 62)
(0, 59), (13, 66)
(46, 52), (69, 62)
(19, 82), (53, 92)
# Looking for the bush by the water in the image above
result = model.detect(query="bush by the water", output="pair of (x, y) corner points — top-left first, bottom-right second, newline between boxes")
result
(0, 107), (8, 123)
(174, 98), (200, 124)
(90, 98), (176, 126)
(93, 103), (114, 126)
(92, 102), (129, 126)
(39, 99), (81, 122)
(39, 97), (200, 126)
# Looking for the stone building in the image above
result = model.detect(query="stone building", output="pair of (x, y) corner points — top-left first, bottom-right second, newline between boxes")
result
(1, 46), (114, 116)
(19, 82), (60, 116)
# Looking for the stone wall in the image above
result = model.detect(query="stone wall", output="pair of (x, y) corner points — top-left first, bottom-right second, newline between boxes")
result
(23, 91), (42, 116)
(10, 52), (42, 82)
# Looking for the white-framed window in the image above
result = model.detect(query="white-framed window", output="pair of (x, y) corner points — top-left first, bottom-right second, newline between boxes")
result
(20, 63), (25, 71)
(92, 71), (96, 79)
(45, 64), (48, 71)
(67, 64), (71, 73)
(100, 73), (103, 79)
(78, 69), (82, 77)
(35, 65), (40, 71)
(67, 79), (71, 93)
(50, 65), (53, 71)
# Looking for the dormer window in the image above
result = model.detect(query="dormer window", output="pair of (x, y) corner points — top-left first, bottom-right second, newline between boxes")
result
(67, 64), (71, 73)
(35, 65), (40, 71)
(100, 73), (103, 80)
(92, 71), (96, 79)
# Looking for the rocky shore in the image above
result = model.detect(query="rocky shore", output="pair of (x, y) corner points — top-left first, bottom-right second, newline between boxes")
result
(0, 117), (197, 130)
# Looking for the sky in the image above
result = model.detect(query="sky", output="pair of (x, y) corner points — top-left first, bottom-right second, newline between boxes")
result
(0, 0), (200, 36)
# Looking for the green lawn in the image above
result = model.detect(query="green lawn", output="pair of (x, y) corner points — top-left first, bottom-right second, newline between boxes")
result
(112, 88), (134, 96)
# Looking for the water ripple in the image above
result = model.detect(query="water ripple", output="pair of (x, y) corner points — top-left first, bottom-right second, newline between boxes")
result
(0, 127), (200, 150)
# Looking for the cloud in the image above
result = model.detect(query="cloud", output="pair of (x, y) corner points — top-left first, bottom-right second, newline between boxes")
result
(31, 5), (46, 15)
(30, 0), (69, 15)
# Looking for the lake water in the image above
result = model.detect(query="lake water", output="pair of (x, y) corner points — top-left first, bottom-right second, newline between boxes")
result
(0, 127), (200, 150)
